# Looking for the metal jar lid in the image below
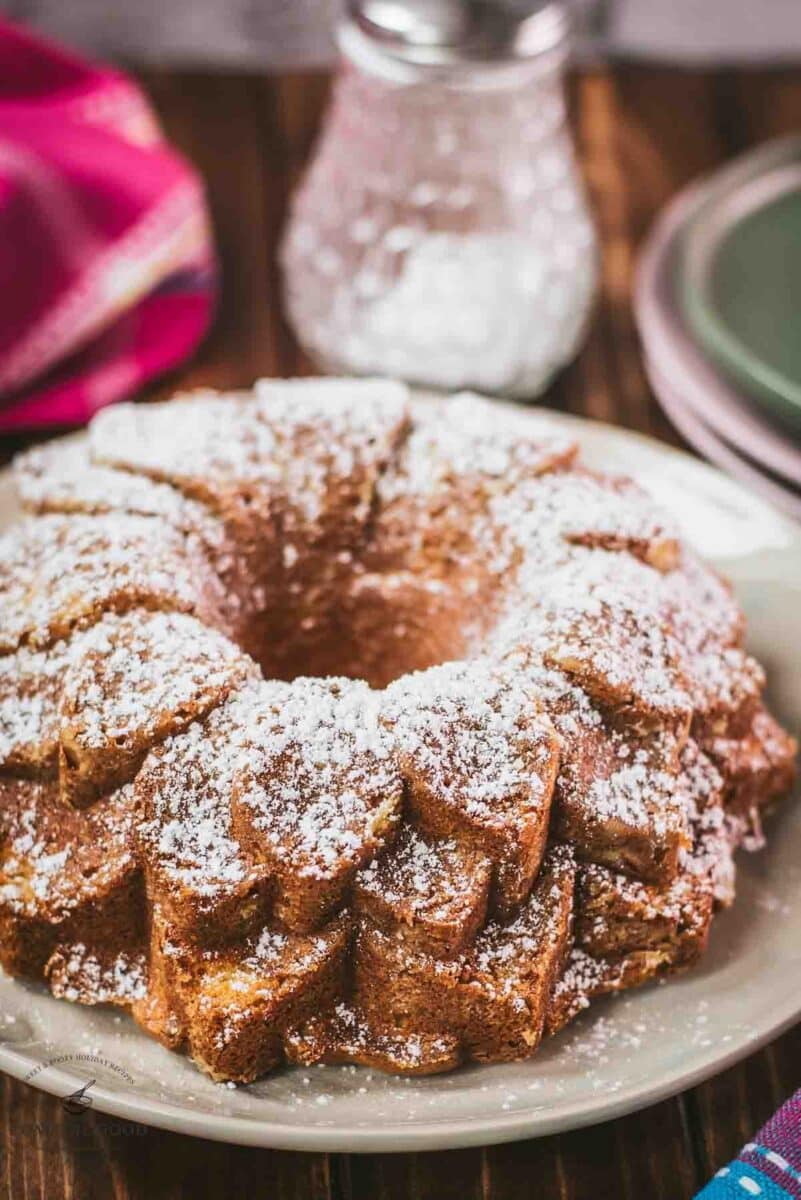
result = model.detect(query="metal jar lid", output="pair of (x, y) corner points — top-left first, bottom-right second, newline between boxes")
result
(345, 0), (571, 66)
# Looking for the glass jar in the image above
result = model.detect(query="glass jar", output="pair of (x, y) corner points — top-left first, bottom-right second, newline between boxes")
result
(281, 1), (598, 399)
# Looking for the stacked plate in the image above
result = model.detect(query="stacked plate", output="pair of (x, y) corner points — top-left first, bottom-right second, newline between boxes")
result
(635, 136), (801, 521)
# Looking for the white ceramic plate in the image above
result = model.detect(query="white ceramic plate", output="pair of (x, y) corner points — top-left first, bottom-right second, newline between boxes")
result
(1, 413), (799, 1153)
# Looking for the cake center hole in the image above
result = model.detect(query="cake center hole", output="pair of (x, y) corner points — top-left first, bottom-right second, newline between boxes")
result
(256, 574), (472, 690)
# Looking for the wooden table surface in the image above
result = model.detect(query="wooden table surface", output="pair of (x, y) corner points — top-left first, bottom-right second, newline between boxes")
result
(1, 63), (800, 1200)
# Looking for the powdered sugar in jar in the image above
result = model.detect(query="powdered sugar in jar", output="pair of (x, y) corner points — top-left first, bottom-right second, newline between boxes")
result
(281, 0), (598, 399)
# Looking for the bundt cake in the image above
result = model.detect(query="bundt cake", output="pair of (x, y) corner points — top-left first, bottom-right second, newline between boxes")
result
(0, 378), (795, 1083)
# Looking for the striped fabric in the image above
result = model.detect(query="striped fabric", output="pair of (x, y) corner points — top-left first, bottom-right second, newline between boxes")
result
(697, 1090), (801, 1199)
(0, 18), (216, 430)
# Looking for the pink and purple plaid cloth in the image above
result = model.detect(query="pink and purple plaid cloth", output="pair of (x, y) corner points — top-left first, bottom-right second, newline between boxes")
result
(0, 19), (215, 431)
(697, 1089), (801, 1199)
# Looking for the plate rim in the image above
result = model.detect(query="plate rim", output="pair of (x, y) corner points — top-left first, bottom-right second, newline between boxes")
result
(680, 158), (801, 424)
(635, 146), (801, 489)
(1, 994), (800, 1153)
(1, 410), (799, 1152)
(643, 353), (801, 522)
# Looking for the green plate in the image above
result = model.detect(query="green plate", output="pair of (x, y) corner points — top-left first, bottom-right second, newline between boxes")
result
(679, 136), (801, 432)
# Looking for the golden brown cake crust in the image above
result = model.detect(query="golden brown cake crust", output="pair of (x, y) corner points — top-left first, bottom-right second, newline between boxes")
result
(0, 379), (796, 1083)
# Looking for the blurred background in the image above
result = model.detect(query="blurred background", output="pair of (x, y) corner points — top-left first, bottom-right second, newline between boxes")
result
(0, 0), (799, 511)
(3, 0), (801, 66)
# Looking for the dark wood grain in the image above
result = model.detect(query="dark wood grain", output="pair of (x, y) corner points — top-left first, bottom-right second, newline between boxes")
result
(1, 64), (799, 1200)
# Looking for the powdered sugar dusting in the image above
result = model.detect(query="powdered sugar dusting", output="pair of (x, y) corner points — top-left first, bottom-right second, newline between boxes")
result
(0, 639), (68, 769)
(0, 512), (219, 654)
(60, 609), (255, 752)
(0, 380), (794, 1083)
(136, 693), (263, 900)
(233, 676), (402, 883)
(15, 439), (219, 538)
(382, 659), (556, 823)
(378, 394), (575, 506)
(48, 943), (147, 1005)
(90, 391), (282, 501)
(0, 779), (137, 916)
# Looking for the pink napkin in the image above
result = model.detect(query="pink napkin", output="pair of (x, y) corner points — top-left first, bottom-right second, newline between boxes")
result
(0, 19), (216, 431)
